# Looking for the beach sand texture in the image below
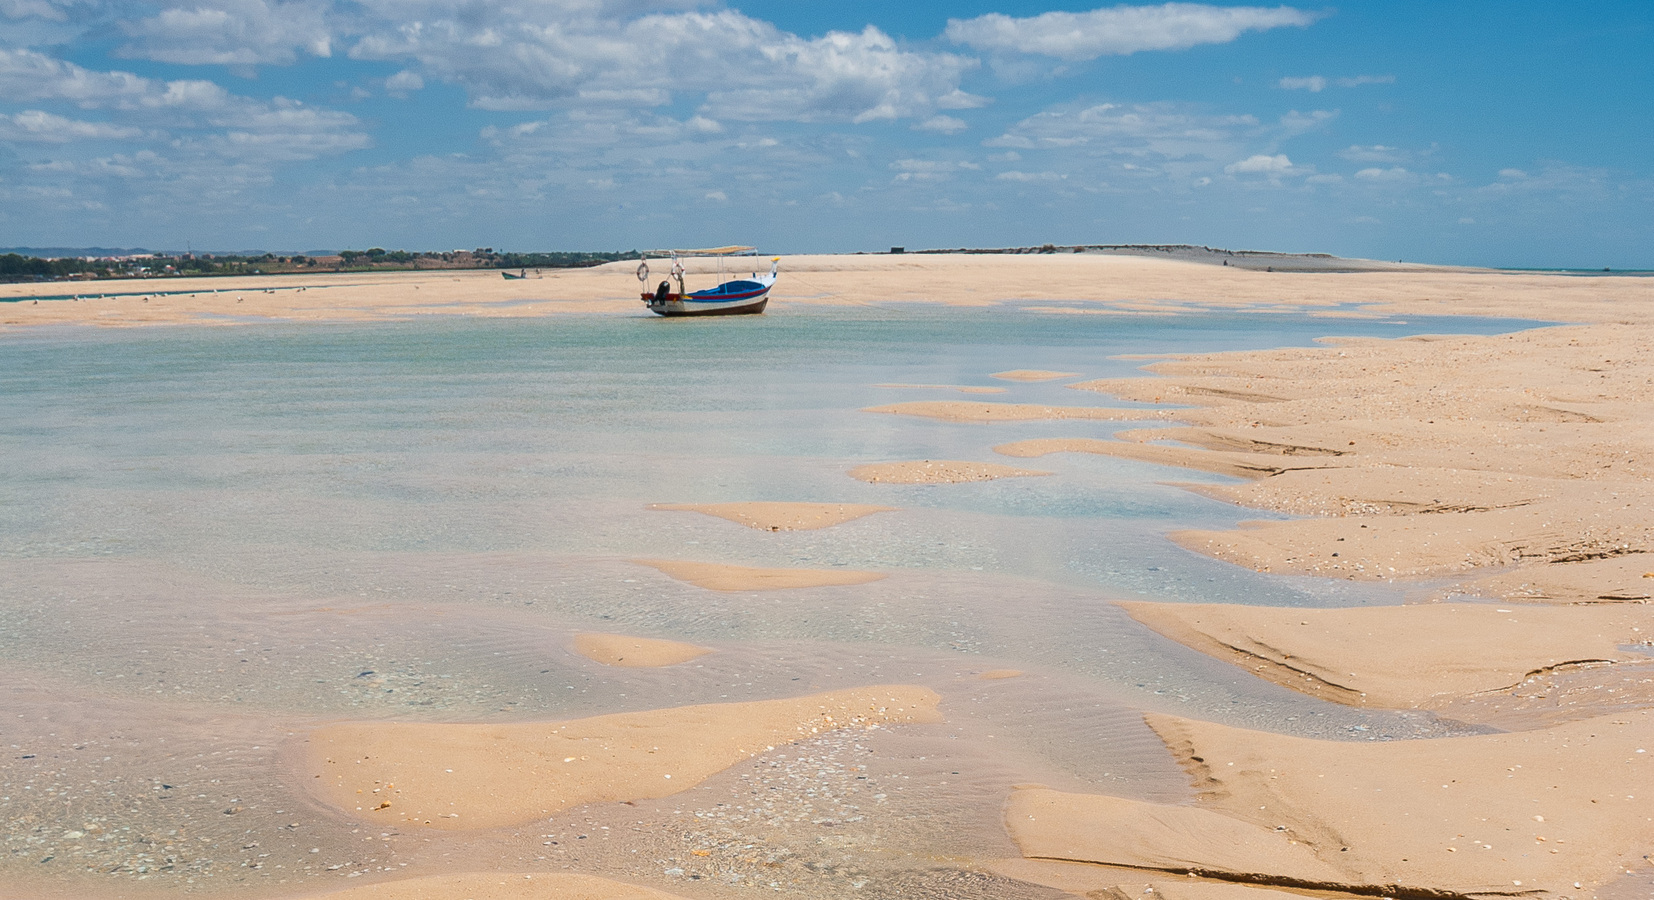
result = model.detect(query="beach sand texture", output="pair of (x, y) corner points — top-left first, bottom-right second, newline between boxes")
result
(864, 400), (1162, 423)
(1119, 600), (1654, 711)
(301, 872), (691, 900)
(303, 686), (942, 831)
(1005, 709), (1654, 896)
(571, 633), (713, 667)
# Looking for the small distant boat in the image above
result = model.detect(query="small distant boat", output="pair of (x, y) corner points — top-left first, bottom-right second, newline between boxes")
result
(638, 246), (777, 317)
(501, 269), (527, 280)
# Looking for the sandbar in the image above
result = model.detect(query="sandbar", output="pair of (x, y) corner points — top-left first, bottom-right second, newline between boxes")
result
(874, 382), (1008, 394)
(1005, 709), (1654, 896)
(863, 401), (1161, 424)
(571, 632), (712, 667)
(301, 872), (689, 900)
(633, 558), (885, 591)
(303, 685), (941, 831)
(648, 501), (894, 531)
(848, 460), (1051, 484)
(990, 369), (1080, 382)
(1119, 600), (1654, 711)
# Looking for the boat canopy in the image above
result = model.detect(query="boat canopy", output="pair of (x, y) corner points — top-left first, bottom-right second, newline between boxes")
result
(655, 246), (757, 256)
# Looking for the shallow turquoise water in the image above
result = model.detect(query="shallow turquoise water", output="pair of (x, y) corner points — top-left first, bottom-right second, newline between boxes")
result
(0, 304), (1539, 896)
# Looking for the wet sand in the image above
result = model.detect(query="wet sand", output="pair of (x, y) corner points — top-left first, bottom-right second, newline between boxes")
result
(647, 501), (896, 531)
(303, 687), (942, 831)
(848, 460), (1050, 484)
(863, 400), (1161, 424)
(633, 559), (886, 591)
(990, 370), (1080, 382)
(572, 633), (713, 667)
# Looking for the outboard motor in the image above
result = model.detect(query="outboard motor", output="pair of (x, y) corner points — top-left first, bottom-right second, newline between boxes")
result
(654, 281), (672, 303)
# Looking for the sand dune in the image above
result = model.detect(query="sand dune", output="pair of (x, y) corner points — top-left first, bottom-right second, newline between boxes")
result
(647, 501), (894, 531)
(633, 558), (885, 591)
(303, 686), (941, 831)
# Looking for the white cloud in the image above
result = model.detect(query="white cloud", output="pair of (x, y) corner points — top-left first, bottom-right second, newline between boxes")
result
(386, 69), (424, 93)
(945, 3), (1321, 61)
(117, 0), (334, 66)
(1225, 153), (1294, 174)
(985, 101), (1258, 165)
(1339, 144), (1406, 163)
(1278, 108), (1335, 135)
(890, 158), (980, 182)
(1278, 75), (1325, 92)
(916, 115), (967, 134)
(1336, 74), (1394, 87)
(0, 109), (145, 142)
(996, 170), (1064, 181)
(1355, 166), (1413, 181)
(340, 6), (980, 124)
(0, 48), (368, 163)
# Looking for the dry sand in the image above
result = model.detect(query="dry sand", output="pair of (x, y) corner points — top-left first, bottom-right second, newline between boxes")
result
(1003, 709), (1654, 897)
(848, 460), (1051, 484)
(301, 872), (689, 900)
(571, 633), (712, 667)
(302, 686), (941, 831)
(990, 370), (1080, 382)
(864, 400), (1161, 424)
(647, 501), (894, 531)
(1062, 326), (1654, 585)
(1119, 600), (1654, 712)
(8, 253), (1654, 330)
(633, 558), (885, 591)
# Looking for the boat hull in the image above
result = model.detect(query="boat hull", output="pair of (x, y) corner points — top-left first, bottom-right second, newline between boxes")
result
(643, 284), (771, 317)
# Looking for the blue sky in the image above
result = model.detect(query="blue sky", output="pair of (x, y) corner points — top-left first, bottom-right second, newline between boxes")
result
(1, 1), (1649, 266)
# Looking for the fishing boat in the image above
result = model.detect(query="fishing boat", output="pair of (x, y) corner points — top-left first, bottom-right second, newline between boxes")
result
(637, 246), (777, 317)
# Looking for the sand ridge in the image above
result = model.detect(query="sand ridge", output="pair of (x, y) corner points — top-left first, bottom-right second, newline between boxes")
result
(303, 685), (942, 831)
(848, 460), (1051, 484)
(990, 370), (1080, 382)
(647, 501), (895, 531)
(1056, 325), (1654, 588)
(571, 633), (712, 667)
(874, 382), (1008, 394)
(633, 558), (885, 591)
(298, 872), (690, 900)
(1119, 600), (1654, 712)
(1005, 709), (1654, 896)
(864, 400), (1163, 424)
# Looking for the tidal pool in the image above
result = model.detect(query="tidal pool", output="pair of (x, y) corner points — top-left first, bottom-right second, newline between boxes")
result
(0, 304), (1536, 898)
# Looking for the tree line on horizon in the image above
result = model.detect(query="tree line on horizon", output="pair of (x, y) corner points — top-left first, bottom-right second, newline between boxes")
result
(0, 248), (646, 282)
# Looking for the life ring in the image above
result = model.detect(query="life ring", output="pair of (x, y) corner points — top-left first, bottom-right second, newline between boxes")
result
(635, 261), (649, 283)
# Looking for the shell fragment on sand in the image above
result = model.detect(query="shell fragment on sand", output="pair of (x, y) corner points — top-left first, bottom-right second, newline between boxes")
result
(648, 501), (894, 531)
(304, 686), (942, 831)
(848, 460), (1051, 484)
(572, 632), (712, 667)
(634, 559), (885, 591)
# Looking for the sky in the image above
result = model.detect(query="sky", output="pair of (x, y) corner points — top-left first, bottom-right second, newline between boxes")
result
(1, 1), (1650, 267)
